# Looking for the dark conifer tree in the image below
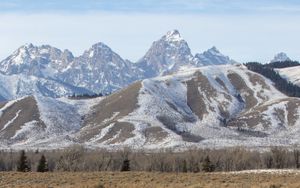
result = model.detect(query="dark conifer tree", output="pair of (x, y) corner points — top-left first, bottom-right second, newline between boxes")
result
(37, 155), (49, 172)
(17, 150), (30, 172)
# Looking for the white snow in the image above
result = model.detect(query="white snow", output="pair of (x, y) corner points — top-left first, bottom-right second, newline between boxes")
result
(57, 96), (103, 116)
(0, 110), (21, 131)
(222, 169), (300, 175)
(89, 50), (94, 58)
(35, 95), (82, 133)
(11, 120), (39, 140)
(1, 64), (300, 150)
(0, 96), (26, 117)
(276, 66), (300, 86)
(84, 64), (300, 150)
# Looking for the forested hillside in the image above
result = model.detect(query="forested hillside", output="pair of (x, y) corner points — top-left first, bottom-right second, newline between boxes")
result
(245, 61), (300, 97)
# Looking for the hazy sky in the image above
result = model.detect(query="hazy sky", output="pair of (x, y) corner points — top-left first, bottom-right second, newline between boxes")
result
(0, 0), (299, 63)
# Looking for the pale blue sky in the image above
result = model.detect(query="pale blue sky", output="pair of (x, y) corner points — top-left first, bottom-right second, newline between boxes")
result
(1, 0), (300, 14)
(0, 0), (299, 62)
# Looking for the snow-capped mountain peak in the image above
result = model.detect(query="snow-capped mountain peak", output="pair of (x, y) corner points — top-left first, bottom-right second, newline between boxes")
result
(164, 29), (183, 42)
(270, 52), (291, 63)
(91, 42), (111, 50)
(82, 42), (113, 58)
(207, 46), (220, 54)
(194, 46), (235, 66)
(0, 30), (239, 100)
(23, 43), (34, 49)
(0, 43), (73, 76)
(59, 41), (139, 93)
(136, 30), (193, 77)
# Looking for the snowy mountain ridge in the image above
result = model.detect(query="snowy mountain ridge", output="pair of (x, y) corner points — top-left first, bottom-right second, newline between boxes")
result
(0, 30), (236, 101)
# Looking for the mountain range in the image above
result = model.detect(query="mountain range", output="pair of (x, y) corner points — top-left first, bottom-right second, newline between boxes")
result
(0, 30), (234, 101)
(1, 30), (300, 150)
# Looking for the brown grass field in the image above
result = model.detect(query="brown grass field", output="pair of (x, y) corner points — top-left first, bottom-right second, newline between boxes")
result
(0, 170), (300, 188)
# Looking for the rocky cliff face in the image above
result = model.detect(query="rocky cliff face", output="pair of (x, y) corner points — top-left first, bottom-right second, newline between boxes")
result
(136, 30), (195, 77)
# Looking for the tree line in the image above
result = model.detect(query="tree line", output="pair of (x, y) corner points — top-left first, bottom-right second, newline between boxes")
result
(68, 92), (110, 99)
(245, 61), (300, 97)
(266, 60), (300, 69)
(1, 146), (300, 173)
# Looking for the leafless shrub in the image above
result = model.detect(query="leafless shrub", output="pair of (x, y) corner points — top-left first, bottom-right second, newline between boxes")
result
(0, 146), (299, 172)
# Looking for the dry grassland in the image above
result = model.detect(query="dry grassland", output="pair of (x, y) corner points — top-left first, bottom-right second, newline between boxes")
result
(0, 170), (300, 188)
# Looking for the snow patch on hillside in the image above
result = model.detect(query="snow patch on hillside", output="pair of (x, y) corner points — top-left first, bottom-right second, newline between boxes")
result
(276, 66), (300, 86)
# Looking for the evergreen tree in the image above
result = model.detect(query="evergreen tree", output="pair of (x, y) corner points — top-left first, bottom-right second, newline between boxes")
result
(37, 155), (49, 172)
(120, 158), (130, 171)
(202, 155), (215, 172)
(17, 150), (30, 172)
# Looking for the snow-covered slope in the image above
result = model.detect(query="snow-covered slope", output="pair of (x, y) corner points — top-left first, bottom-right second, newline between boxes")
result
(0, 73), (92, 101)
(276, 66), (300, 86)
(0, 95), (102, 149)
(77, 64), (300, 149)
(1, 64), (300, 150)
(270, 52), (291, 63)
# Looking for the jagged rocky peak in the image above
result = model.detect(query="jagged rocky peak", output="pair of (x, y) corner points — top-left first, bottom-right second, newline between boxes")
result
(270, 52), (291, 63)
(208, 46), (220, 53)
(59, 41), (138, 94)
(164, 29), (183, 42)
(62, 49), (74, 62)
(82, 42), (115, 59)
(194, 46), (235, 66)
(0, 43), (74, 76)
(0, 30), (241, 99)
(21, 43), (34, 50)
(11, 43), (34, 59)
(136, 29), (194, 77)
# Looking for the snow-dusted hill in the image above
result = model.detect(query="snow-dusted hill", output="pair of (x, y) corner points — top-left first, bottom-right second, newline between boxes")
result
(0, 73), (92, 101)
(2, 64), (300, 150)
(270, 53), (300, 86)
(1, 31), (300, 150)
(0, 95), (102, 149)
(276, 66), (300, 86)
(79, 64), (300, 149)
